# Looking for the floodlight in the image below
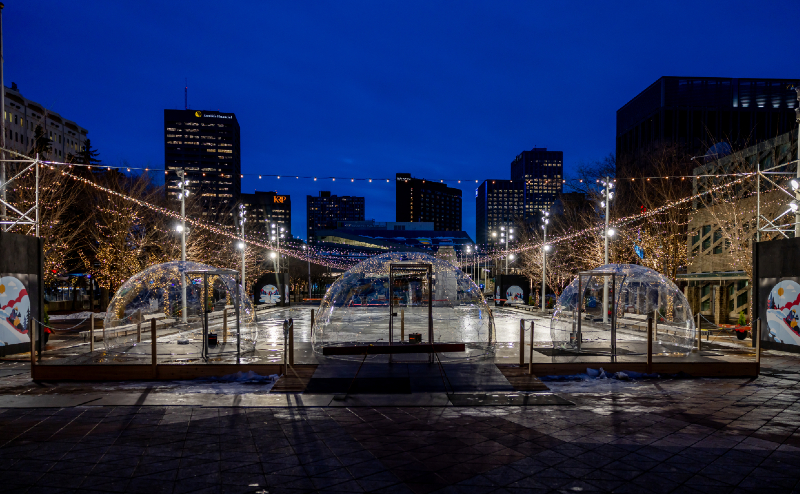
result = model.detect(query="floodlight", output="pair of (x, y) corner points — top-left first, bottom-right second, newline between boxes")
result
(792, 179), (799, 191)
(270, 252), (277, 259)
(608, 228), (616, 237)
(176, 224), (184, 232)
(237, 242), (245, 249)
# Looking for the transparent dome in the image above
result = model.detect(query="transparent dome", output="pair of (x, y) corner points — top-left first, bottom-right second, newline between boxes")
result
(550, 264), (695, 355)
(312, 252), (495, 361)
(103, 261), (257, 361)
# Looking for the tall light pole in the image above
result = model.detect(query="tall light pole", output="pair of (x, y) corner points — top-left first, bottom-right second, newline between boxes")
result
(795, 88), (799, 237)
(238, 204), (247, 297)
(304, 245), (311, 302)
(177, 171), (189, 324)
(601, 178), (614, 323)
(541, 211), (549, 311)
(0, 3), (6, 224)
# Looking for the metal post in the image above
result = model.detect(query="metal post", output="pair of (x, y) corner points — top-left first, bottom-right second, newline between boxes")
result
(89, 315), (94, 353)
(223, 307), (228, 343)
(697, 312), (702, 352)
(577, 275), (582, 351)
(235, 273), (241, 364)
(30, 320), (35, 367)
(611, 273), (616, 357)
(756, 318), (761, 365)
(400, 308), (404, 342)
(647, 316), (653, 373)
(136, 309), (142, 344)
(0, 3), (5, 224)
(311, 308), (315, 336)
(756, 163), (761, 242)
(180, 171), (187, 324)
(151, 318), (157, 373)
(288, 317), (294, 366)
(603, 177), (610, 324)
(306, 246), (311, 302)
(519, 319), (525, 366)
(34, 156), (39, 237)
(795, 89), (800, 238)
(541, 220), (547, 311)
(528, 320), (534, 374)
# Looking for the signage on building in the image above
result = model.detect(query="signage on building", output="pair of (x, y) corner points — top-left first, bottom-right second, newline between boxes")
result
(193, 111), (233, 120)
(273, 196), (287, 204)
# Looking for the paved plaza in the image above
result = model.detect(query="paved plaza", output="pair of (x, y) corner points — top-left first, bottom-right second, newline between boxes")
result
(0, 345), (796, 494)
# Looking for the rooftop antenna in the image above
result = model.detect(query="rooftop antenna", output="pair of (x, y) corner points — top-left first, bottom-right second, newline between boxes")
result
(184, 78), (188, 110)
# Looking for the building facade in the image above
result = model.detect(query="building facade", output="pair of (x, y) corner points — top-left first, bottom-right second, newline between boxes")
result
(335, 220), (434, 231)
(395, 173), (462, 231)
(475, 179), (524, 246)
(2, 83), (88, 160)
(241, 191), (291, 238)
(510, 147), (564, 219)
(164, 109), (241, 214)
(306, 191), (365, 242)
(617, 76), (799, 171)
(682, 128), (798, 325)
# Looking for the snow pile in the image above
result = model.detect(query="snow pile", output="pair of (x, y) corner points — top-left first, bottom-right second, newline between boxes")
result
(540, 367), (684, 393)
(201, 371), (279, 383)
(49, 311), (106, 321)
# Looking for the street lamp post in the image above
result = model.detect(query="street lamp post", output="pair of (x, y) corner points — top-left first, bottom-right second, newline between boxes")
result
(541, 211), (549, 311)
(304, 244), (311, 302)
(178, 171), (189, 324)
(795, 88), (800, 237)
(601, 177), (614, 323)
(238, 204), (247, 297)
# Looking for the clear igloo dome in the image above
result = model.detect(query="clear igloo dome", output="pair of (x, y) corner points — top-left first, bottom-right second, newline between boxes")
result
(103, 261), (257, 361)
(312, 252), (495, 361)
(550, 264), (695, 355)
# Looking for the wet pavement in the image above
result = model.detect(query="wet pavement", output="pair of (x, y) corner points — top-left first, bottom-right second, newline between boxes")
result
(0, 344), (796, 492)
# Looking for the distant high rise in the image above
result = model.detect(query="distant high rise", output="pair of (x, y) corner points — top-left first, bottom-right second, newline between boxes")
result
(395, 173), (462, 231)
(510, 147), (563, 219)
(164, 109), (241, 214)
(475, 179), (524, 246)
(616, 76), (800, 170)
(241, 191), (291, 238)
(306, 191), (365, 242)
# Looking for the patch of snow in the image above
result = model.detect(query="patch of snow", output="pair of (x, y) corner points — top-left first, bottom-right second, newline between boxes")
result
(49, 311), (105, 321)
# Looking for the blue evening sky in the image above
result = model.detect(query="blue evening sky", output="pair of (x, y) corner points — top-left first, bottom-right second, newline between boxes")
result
(6, 1), (796, 240)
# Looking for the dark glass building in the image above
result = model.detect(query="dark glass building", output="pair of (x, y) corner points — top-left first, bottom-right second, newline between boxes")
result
(306, 191), (365, 242)
(616, 76), (800, 169)
(475, 179), (524, 246)
(241, 191), (291, 238)
(395, 173), (462, 231)
(510, 147), (564, 219)
(164, 109), (241, 214)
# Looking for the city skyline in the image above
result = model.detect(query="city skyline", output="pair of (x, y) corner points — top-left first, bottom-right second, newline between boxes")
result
(3, 1), (796, 240)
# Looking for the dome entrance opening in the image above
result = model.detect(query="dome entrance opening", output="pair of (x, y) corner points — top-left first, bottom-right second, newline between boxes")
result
(313, 252), (495, 362)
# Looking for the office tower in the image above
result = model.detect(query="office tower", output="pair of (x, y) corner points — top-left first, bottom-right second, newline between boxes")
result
(306, 191), (364, 242)
(510, 147), (564, 219)
(164, 109), (241, 214)
(616, 76), (800, 170)
(396, 173), (462, 231)
(241, 191), (291, 238)
(475, 179), (524, 246)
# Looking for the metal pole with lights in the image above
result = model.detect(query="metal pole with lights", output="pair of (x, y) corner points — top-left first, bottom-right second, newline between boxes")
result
(795, 88), (800, 237)
(304, 244), (311, 301)
(178, 171), (190, 324)
(601, 177), (615, 324)
(238, 204), (247, 298)
(541, 211), (550, 311)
